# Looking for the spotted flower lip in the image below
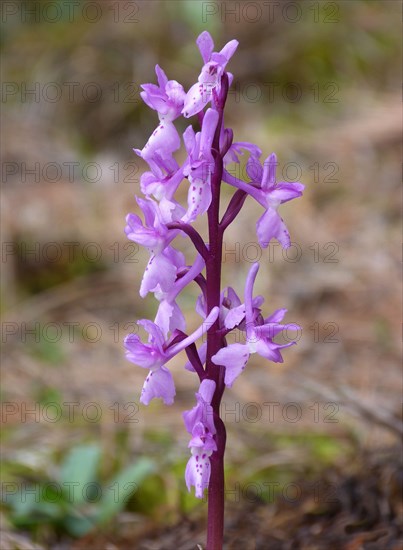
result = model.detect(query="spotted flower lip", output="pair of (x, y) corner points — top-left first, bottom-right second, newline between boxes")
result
(185, 449), (212, 499)
(183, 379), (217, 498)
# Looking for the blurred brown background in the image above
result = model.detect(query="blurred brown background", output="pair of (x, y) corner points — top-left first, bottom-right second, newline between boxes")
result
(1, 1), (401, 548)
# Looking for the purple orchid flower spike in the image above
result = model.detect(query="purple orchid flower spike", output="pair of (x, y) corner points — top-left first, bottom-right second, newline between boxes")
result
(126, 32), (303, 548)
(182, 108), (219, 222)
(223, 152), (304, 248)
(125, 307), (219, 405)
(212, 263), (300, 387)
(184, 379), (217, 498)
(182, 31), (238, 118)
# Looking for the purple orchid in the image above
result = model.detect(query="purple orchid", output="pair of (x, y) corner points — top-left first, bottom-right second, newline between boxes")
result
(212, 263), (300, 387)
(140, 65), (185, 122)
(125, 197), (173, 254)
(125, 31), (303, 548)
(134, 65), (186, 175)
(185, 423), (217, 499)
(125, 307), (219, 405)
(182, 31), (238, 118)
(182, 108), (219, 222)
(125, 197), (186, 298)
(223, 152), (304, 248)
(183, 379), (217, 498)
(247, 153), (304, 248)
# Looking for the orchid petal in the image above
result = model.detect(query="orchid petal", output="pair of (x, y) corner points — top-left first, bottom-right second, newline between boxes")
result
(264, 308), (287, 323)
(261, 153), (277, 191)
(256, 208), (291, 249)
(219, 39), (239, 62)
(142, 121), (181, 162)
(246, 155), (263, 182)
(183, 379), (216, 435)
(254, 338), (295, 363)
(155, 299), (186, 339)
(224, 304), (246, 329)
(183, 125), (196, 156)
(184, 179), (212, 222)
(200, 108), (219, 157)
(198, 379), (216, 404)
(195, 293), (207, 319)
(140, 365), (175, 405)
(268, 182), (305, 205)
(136, 319), (165, 349)
(139, 253), (178, 298)
(211, 343), (250, 387)
(183, 82), (213, 118)
(196, 31), (214, 63)
(124, 335), (160, 369)
(155, 64), (168, 88)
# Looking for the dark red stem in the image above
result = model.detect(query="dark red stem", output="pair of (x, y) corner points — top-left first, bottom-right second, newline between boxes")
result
(205, 73), (229, 550)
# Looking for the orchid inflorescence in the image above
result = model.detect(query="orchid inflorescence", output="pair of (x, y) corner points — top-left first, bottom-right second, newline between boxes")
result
(124, 31), (303, 540)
